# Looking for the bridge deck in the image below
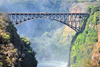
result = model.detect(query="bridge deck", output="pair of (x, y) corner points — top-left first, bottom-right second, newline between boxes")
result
(7, 12), (90, 32)
(8, 13), (90, 15)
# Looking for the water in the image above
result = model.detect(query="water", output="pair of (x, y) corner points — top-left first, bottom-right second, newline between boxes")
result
(37, 61), (68, 67)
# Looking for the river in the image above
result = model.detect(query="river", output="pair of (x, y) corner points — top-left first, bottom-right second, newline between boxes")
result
(37, 61), (68, 67)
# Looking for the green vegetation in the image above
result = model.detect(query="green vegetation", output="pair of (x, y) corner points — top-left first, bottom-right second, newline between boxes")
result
(0, 0), (99, 67)
(22, 36), (30, 45)
(20, 36), (37, 67)
(70, 4), (100, 67)
(0, 13), (37, 67)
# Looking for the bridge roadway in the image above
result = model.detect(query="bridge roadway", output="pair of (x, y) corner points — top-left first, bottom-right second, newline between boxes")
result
(7, 12), (90, 32)
(8, 12), (90, 15)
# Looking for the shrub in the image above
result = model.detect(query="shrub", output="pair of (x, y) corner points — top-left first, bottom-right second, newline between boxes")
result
(0, 62), (3, 66)
(22, 36), (30, 45)
(98, 47), (100, 53)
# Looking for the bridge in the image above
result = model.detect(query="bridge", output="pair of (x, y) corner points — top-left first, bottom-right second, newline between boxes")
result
(8, 13), (90, 32)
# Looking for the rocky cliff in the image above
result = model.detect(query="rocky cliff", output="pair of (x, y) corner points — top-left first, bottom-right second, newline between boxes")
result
(70, 2), (100, 67)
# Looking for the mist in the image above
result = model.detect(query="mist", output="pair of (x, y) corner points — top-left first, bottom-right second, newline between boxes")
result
(0, 0), (75, 67)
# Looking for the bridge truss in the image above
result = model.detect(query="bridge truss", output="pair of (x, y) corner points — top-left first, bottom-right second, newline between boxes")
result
(8, 13), (90, 32)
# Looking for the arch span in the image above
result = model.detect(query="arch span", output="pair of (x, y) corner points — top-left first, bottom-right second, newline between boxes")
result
(8, 13), (90, 32)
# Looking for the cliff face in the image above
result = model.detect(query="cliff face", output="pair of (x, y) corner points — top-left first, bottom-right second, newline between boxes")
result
(70, 3), (100, 67)
(0, 13), (37, 67)
(70, 3), (88, 13)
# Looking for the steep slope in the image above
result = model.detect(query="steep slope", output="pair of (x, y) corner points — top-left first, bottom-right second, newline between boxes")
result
(70, 3), (100, 67)
(0, 13), (37, 67)
(30, 26), (75, 61)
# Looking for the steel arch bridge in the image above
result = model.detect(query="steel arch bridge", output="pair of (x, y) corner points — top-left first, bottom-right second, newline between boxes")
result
(8, 13), (90, 32)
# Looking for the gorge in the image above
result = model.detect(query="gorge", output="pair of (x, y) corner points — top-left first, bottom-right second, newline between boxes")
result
(0, 0), (100, 67)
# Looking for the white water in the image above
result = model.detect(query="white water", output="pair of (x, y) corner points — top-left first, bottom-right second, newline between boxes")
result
(37, 61), (68, 67)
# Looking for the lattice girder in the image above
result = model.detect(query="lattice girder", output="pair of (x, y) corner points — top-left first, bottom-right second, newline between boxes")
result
(8, 13), (90, 32)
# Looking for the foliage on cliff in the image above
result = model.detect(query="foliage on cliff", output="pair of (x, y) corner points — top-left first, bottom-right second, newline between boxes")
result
(70, 4), (100, 67)
(0, 14), (37, 67)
